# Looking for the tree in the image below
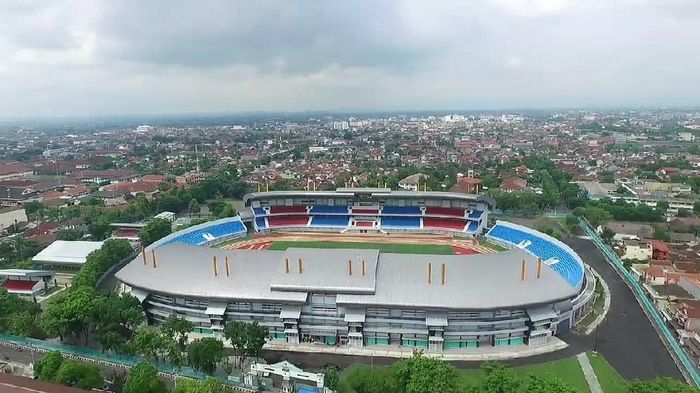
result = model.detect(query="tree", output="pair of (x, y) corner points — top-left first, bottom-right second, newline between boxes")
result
(393, 352), (460, 393)
(341, 364), (398, 393)
(41, 287), (96, 341)
(89, 293), (145, 352)
(54, 360), (104, 390)
(627, 377), (700, 393)
(123, 362), (167, 393)
(522, 374), (578, 393)
(656, 200), (669, 214)
(601, 227), (616, 243)
(139, 218), (172, 246)
(162, 314), (194, 351)
(187, 337), (225, 375)
(189, 198), (201, 214)
(23, 200), (44, 216)
(6, 311), (37, 337)
(223, 321), (268, 366)
(480, 362), (520, 393)
(324, 365), (340, 391)
(130, 326), (167, 362)
(34, 351), (64, 381)
(695, 200), (700, 216)
(653, 227), (671, 242)
(171, 378), (228, 393)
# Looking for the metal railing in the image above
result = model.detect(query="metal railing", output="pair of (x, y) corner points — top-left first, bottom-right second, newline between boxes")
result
(579, 218), (700, 387)
(0, 333), (255, 391)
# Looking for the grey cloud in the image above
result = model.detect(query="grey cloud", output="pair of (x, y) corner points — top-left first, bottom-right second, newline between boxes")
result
(94, 1), (440, 74)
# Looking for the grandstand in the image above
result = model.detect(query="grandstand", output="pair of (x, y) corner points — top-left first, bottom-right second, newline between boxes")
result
(246, 188), (492, 235)
(486, 221), (584, 289)
(115, 192), (595, 354)
(161, 217), (247, 247)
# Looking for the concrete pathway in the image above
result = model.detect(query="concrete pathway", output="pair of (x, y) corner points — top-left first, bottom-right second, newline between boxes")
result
(577, 352), (603, 393)
(584, 268), (612, 335)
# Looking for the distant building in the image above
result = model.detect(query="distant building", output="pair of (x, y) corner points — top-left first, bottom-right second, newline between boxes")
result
(0, 207), (27, 232)
(622, 239), (652, 261)
(176, 171), (206, 186)
(0, 269), (56, 299)
(650, 240), (669, 261)
(678, 132), (696, 142)
(398, 173), (429, 191)
(332, 121), (349, 130)
(500, 178), (527, 192)
(32, 240), (105, 269)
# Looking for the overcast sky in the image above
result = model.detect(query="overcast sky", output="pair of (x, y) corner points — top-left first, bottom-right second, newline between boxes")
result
(0, 0), (699, 118)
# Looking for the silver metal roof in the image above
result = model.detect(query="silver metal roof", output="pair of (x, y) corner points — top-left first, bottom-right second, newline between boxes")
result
(116, 243), (578, 310)
(270, 248), (378, 294)
(337, 250), (577, 310)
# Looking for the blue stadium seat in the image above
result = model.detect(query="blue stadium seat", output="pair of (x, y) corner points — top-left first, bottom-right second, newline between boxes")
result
(164, 219), (247, 246)
(253, 207), (267, 216)
(466, 221), (479, 233)
(381, 216), (421, 228)
(255, 217), (267, 229)
(310, 215), (350, 227)
(310, 205), (349, 214)
(468, 210), (483, 219)
(381, 206), (422, 215)
(486, 224), (583, 288)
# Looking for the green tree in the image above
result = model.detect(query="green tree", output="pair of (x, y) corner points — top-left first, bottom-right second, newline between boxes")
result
(393, 352), (460, 393)
(187, 337), (225, 375)
(6, 311), (37, 337)
(656, 200), (669, 214)
(601, 227), (616, 243)
(480, 361), (520, 393)
(162, 314), (194, 351)
(653, 227), (671, 242)
(89, 293), (145, 352)
(627, 377), (700, 393)
(340, 364), (398, 393)
(324, 364), (341, 391)
(23, 200), (44, 216)
(522, 374), (578, 393)
(130, 326), (167, 362)
(223, 321), (268, 367)
(695, 200), (700, 216)
(189, 198), (201, 214)
(123, 362), (168, 393)
(171, 377), (228, 393)
(54, 360), (104, 390)
(34, 351), (64, 381)
(139, 218), (172, 246)
(41, 287), (95, 341)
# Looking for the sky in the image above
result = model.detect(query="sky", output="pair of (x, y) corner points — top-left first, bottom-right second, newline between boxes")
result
(0, 0), (699, 118)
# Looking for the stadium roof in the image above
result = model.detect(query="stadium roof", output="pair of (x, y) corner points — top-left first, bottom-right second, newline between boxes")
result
(0, 269), (54, 278)
(32, 240), (104, 266)
(116, 243), (577, 310)
(243, 188), (495, 208)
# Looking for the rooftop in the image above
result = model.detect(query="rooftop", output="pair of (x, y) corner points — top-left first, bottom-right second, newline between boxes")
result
(32, 240), (105, 266)
(116, 243), (578, 310)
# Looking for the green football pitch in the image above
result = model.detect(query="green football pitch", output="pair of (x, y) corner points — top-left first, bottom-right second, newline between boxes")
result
(267, 240), (454, 255)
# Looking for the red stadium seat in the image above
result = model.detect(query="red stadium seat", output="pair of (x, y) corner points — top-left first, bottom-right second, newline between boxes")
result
(269, 206), (308, 214)
(424, 207), (465, 218)
(267, 215), (309, 227)
(352, 208), (379, 215)
(423, 218), (467, 231)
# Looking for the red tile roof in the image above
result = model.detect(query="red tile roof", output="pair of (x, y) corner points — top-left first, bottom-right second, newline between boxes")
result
(1, 279), (37, 292)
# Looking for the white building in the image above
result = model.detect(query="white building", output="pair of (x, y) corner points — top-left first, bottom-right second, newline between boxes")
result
(332, 121), (349, 130)
(678, 132), (696, 142)
(622, 240), (652, 261)
(32, 240), (105, 268)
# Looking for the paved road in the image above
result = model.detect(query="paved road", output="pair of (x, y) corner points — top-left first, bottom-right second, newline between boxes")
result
(265, 237), (682, 381)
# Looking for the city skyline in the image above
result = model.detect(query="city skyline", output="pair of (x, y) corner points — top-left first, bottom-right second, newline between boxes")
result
(1, 0), (699, 118)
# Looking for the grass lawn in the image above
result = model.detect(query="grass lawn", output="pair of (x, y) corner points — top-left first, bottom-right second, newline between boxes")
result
(458, 356), (591, 392)
(588, 352), (628, 393)
(267, 240), (453, 255)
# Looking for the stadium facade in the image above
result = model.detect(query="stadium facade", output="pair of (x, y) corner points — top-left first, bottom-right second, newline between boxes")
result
(115, 189), (595, 353)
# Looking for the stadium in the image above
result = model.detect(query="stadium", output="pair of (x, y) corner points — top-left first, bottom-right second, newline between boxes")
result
(115, 188), (596, 353)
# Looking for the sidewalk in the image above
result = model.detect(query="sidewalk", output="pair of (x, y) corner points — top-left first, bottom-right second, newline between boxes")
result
(261, 337), (569, 361)
(577, 352), (603, 393)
